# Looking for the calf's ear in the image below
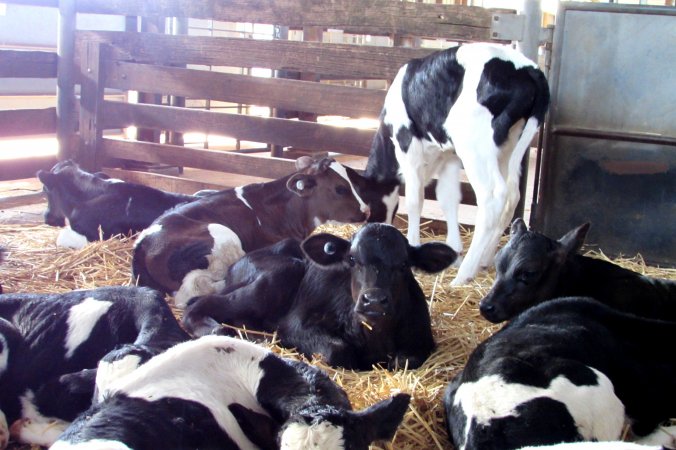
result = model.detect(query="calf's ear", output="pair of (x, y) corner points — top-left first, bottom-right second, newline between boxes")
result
(295, 155), (314, 171)
(409, 242), (457, 273)
(229, 404), (280, 450)
(556, 222), (590, 260)
(302, 233), (350, 266)
(286, 174), (317, 197)
(352, 393), (410, 443)
(510, 218), (528, 238)
(37, 170), (55, 186)
(93, 171), (110, 180)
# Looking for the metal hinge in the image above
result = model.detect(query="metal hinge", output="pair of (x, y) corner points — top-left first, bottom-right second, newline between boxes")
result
(490, 13), (525, 41)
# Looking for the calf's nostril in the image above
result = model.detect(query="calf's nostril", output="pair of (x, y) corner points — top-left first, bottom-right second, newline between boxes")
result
(480, 302), (494, 313)
(363, 291), (388, 305)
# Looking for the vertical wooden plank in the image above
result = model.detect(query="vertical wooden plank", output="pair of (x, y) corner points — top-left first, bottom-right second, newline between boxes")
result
(168, 16), (188, 147)
(57, 0), (76, 160)
(136, 15), (165, 144)
(270, 24), (289, 158)
(79, 42), (106, 171)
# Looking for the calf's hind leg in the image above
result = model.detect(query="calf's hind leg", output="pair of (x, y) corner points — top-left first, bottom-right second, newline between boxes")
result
(182, 262), (304, 337)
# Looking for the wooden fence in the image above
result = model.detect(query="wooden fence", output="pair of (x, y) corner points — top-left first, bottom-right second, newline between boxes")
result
(3, 0), (521, 208)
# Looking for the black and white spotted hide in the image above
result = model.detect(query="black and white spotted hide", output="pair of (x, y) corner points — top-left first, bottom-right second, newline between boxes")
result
(37, 159), (196, 249)
(0, 286), (189, 448)
(364, 42), (550, 286)
(445, 297), (676, 450)
(52, 336), (411, 450)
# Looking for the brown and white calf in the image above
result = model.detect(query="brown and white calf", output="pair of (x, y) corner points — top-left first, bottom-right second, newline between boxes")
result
(364, 42), (550, 286)
(37, 160), (197, 249)
(54, 336), (410, 450)
(132, 156), (371, 308)
(183, 223), (457, 370)
(479, 219), (676, 323)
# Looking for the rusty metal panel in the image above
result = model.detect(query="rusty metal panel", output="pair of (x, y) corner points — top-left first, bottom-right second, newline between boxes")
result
(535, 3), (676, 266)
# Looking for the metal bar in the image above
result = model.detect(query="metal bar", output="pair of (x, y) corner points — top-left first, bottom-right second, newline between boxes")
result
(57, 0), (76, 160)
(552, 126), (676, 147)
(513, 0), (542, 222)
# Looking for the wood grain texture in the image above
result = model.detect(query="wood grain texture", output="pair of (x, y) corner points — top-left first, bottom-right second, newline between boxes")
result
(76, 31), (432, 79)
(0, 108), (57, 137)
(0, 50), (57, 78)
(73, 0), (511, 41)
(102, 138), (297, 179)
(101, 101), (375, 156)
(106, 62), (386, 118)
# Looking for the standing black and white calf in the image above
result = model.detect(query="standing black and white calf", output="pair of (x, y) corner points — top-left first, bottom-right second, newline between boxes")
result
(183, 223), (456, 370)
(133, 156), (372, 308)
(479, 219), (676, 323)
(364, 42), (550, 285)
(445, 297), (676, 450)
(0, 286), (189, 448)
(37, 160), (197, 249)
(52, 335), (411, 450)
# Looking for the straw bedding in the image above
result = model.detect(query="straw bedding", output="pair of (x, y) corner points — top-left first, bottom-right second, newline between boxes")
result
(1, 222), (674, 450)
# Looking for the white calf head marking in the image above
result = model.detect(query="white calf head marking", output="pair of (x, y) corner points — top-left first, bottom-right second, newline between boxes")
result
(280, 421), (345, 450)
(235, 186), (253, 210)
(65, 297), (113, 359)
(328, 162), (369, 214)
(454, 368), (624, 446)
(56, 227), (88, 250)
(235, 186), (261, 226)
(133, 223), (162, 249)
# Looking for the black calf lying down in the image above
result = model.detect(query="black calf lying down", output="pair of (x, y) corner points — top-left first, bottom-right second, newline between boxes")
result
(183, 223), (456, 370)
(53, 336), (411, 450)
(445, 297), (676, 450)
(480, 219), (676, 323)
(37, 160), (197, 249)
(0, 286), (189, 448)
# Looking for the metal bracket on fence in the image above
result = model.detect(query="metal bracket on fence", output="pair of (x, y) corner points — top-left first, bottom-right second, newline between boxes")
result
(490, 13), (525, 41)
(539, 25), (554, 46)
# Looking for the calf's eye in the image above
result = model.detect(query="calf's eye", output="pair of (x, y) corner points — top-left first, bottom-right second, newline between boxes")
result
(324, 242), (336, 255)
(517, 270), (537, 283)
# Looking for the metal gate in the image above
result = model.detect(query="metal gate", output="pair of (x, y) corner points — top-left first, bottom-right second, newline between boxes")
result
(534, 3), (676, 266)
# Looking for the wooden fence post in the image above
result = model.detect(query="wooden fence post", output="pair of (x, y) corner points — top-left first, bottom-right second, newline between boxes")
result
(78, 42), (107, 172)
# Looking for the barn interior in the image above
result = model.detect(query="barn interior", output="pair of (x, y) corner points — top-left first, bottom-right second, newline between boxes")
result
(1, 0), (675, 449)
